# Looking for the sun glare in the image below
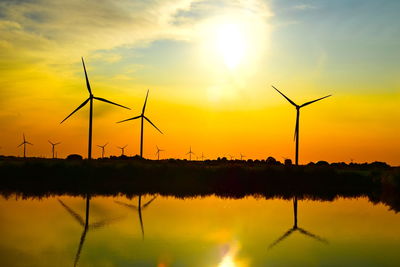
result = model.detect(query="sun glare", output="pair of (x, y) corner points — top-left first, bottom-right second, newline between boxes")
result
(216, 23), (247, 69)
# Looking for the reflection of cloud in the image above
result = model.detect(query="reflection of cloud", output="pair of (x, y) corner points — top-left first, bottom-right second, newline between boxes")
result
(293, 4), (317, 10)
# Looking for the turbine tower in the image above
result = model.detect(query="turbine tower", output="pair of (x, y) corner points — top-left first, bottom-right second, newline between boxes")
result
(60, 58), (130, 160)
(155, 145), (164, 160)
(48, 140), (61, 159)
(117, 145), (127, 156)
(18, 133), (33, 158)
(186, 146), (195, 161)
(97, 142), (108, 158)
(272, 85), (331, 165)
(117, 90), (163, 158)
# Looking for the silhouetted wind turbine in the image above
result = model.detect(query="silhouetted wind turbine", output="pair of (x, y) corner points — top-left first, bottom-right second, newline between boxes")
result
(58, 195), (122, 267)
(117, 90), (163, 158)
(155, 145), (164, 160)
(114, 196), (157, 240)
(117, 145), (127, 156)
(186, 146), (195, 161)
(18, 133), (33, 158)
(271, 85), (331, 165)
(60, 58), (130, 160)
(228, 154), (234, 160)
(201, 152), (205, 161)
(48, 140), (61, 159)
(240, 153), (246, 161)
(268, 197), (328, 250)
(97, 142), (108, 158)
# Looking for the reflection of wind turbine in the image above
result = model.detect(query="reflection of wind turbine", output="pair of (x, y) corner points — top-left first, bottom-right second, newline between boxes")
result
(60, 58), (130, 160)
(48, 140), (61, 159)
(117, 90), (163, 158)
(97, 143), (108, 158)
(114, 196), (157, 240)
(268, 197), (328, 250)
(186, 146), (195, 161)
(58, 195), (122, 267)
(117, 145), (127, 156)
(272, 86), (331, 165)
(18, 133), (33, 158)
(155, 146), (164, 160)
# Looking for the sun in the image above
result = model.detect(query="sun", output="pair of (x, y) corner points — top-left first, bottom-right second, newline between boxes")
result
(215, 23), (247, 69)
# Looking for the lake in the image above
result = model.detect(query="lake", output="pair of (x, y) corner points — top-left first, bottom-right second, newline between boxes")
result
(1, 195), (399, 267)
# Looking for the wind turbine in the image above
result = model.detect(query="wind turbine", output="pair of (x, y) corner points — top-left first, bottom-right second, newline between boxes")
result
(268, 197), (328, 249)
(60, 58), (130, 160)
(271, 85), (331, 165)
(18, 133), (33, 158)
(48, 140), (61, 159)
(155, 145), (164, 160)
(117, 90), (163, 158)
(97, 142), (108, 158)
(117, 145), (127, 156)
(114, 196), (157, 240)
(240, 153), (246, 161)
(186, 146), (195, 161)
(228, 154), (234, 160)
(201, 152), (205, 161)
(58, 195), (122, 267)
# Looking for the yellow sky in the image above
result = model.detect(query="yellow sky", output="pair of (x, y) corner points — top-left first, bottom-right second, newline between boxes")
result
(0, 0), (399, 164)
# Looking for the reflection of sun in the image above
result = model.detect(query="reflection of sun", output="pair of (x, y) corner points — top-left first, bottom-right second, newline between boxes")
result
(215, 23), (246, 69)
(218, 254), (236, 267)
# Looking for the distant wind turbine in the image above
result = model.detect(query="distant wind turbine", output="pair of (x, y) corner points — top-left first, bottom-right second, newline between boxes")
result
(97, 143), (108, 158)
(60, 58), (130, 160)
(228, 154), (234, 160)
(117, 145), (127, 156)
(117, 90), (162, 158)
(18, 133), (33, 158)
(272, 85), (331, 165)
(186, 146), (195, 161)
(48, 140), (61, 159)
(201, 152), (205, 161)
(155, 145), (164, 160)
(240, 153), (246, 161)
(268, 197), (328, 249)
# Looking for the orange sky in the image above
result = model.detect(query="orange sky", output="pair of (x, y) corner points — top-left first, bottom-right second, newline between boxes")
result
(0, 0), (399, 164)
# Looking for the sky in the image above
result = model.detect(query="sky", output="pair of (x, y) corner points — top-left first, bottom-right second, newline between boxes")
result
(0, 0), (399, 164)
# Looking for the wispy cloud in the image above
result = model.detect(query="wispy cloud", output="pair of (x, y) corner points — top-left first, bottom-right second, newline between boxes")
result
(292, 4), (317, 10)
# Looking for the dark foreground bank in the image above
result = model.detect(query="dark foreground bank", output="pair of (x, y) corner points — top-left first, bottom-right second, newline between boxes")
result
(0, 158), (399, 211)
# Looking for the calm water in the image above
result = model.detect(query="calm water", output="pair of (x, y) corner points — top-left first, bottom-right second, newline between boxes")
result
(1, 195), (399, 267)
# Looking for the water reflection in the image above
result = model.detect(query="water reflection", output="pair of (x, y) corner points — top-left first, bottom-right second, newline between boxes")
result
(114, 195), (157, 240)
(58, 194), (122, 266)
(268, 196), (328, 249)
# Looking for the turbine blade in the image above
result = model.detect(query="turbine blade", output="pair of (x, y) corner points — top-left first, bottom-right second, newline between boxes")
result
(272, 85), (298, 107)
(142, 89), (149, 114)
(97, 145), (102, 148)
(294, 114), (299, 142)
(74, 226), (88, 267)
(81, 57), (92, 95)
(268, 228), (295, 249)
(57, 199), (85, 227)
(17, 142), (24, 147)
(300, 95), (332, 108)
(116, 115), (141, 123)
(142, 196), (157, 209)
(55, 142), (61, 145)
(48, 140), (53, 145)
(297, 227), (329, 244)
(144, 116), (163, 134)
(26, 142), (33, 145)
(114, 200), (138, 210)
(89, 216), (123, 229)
(60, 98), (90, 124)
(123, 145), (128, 148)
(23, 133), (26, 142)
(93, 96), (130, 110)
